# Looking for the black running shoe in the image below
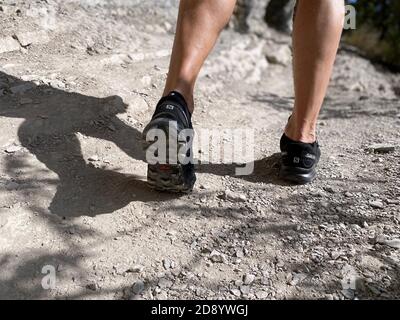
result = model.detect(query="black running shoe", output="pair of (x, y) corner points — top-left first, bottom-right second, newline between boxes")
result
(142, 91), (196, 193)
(279, 134), (321, 184)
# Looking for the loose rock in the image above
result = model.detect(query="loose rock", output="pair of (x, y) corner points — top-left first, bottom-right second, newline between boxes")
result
(243, 274), (255, 285)
(14, 31), (50, 47)
(5, 145), (22, 154)
(223, 189), (247, 203)
(86, 282), (99, 291)
(255, 291), (269, 299)
(376, 237), (400, 250)
(210, 250), (228, 264)
(0, 36), (21, 54)
(366, 144), (396, 154)
(369, 200), (384, 209)
(132, 280), (145, 295)
(230, 288), (241, 297)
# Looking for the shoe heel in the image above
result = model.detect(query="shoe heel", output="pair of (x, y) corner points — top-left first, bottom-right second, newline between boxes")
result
(142, 118), (195, 193)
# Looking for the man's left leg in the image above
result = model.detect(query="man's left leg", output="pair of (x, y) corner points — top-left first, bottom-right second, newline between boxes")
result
(280, 0), (345, 184)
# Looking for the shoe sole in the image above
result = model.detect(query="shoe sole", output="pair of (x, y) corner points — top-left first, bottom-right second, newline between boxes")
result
(146, 164), (195, 193)
(279, 166), (317, 185)
(142, 118), (196, 193)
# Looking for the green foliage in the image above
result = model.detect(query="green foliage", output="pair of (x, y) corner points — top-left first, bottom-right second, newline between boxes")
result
(346, 0), (400, 69)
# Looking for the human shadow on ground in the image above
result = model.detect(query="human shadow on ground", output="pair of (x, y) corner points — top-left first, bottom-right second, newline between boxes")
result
(0, 72), (287, 218)
(196, 152), (288, 186)
(0, 71), (182, 218)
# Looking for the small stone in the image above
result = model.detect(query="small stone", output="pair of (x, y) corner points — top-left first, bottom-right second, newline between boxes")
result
(154, 287), (161, 294)
(243, 274), (255, 285)
(289, 273), (307, 286)
(255, 291), (269, 299)
(234, 280), (242, 287)
(324, 187), (335, 194)
(330, 251), (342, 260)
(369, 200), (384, 209)
(235, 248), (244, 258)
(86, 282), (99, 291)
(386, 199), (400, 205)
(126, 265), (144, 273)
(132, 280), (145, 295)
(325, 294), (334, 300)
(210, 250), (227, 263)
(158, 278), (173, 289)
(230, 289), (241, 297)
(341, 289), (355, 300)
(166, 230), (177, 237)
(156, 292), (168, 300)
(56, 264), (65, 272)
(376, 237), (400, 250)
(5, 145), (23, 154)
(88, 155), (99, 162)
(366, 144), (396, 154)
(163, 22), (172, 31)
(265, 44), (292, 66)
(350, 82), (365, 92)
(240, 285), (250, 295)
(50, 79), (66, 89)
(223, 189), (247, 202)
(162, 258), (172, 270)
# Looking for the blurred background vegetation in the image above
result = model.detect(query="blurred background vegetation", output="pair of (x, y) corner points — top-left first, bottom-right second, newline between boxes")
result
(343, 0), (400, 70)
(234, 0), (399, 71)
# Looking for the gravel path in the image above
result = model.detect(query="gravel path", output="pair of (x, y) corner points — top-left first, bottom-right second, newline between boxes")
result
(0, 0), (399, 300)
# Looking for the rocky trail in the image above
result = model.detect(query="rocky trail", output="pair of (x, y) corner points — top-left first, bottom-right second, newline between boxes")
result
(0, 0), (399, 300)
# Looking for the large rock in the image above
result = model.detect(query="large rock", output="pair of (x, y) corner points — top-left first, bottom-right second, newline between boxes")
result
(14, 31), (50, 47)
(265, 0), (296, 33)
(234, 0), (270, 33)
(233, 0), (295, 34)
(0, 36), (21, 54)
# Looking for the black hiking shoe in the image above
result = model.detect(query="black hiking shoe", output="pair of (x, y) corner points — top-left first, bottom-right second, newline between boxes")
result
(279, 134), (321, 184)
(142, 91), (196, 193)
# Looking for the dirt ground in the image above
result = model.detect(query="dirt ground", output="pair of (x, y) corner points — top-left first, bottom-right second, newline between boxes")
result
(0, 0), (399, 300)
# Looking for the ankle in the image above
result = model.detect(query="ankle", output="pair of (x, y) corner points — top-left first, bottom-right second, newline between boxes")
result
(163, 82), (194, 114)
(284, 116), (317, 143)
(173, 90), (194, 114)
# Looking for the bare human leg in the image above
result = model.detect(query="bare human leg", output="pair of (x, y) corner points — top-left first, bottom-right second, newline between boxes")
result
(285, 0), (345, 143)
(163, 0), (237, 113)
(143, 1), (237, 192)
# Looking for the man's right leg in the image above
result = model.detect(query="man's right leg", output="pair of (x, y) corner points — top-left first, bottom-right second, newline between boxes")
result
(143, 0), (236, 192)
(164, 0), (237, 113)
